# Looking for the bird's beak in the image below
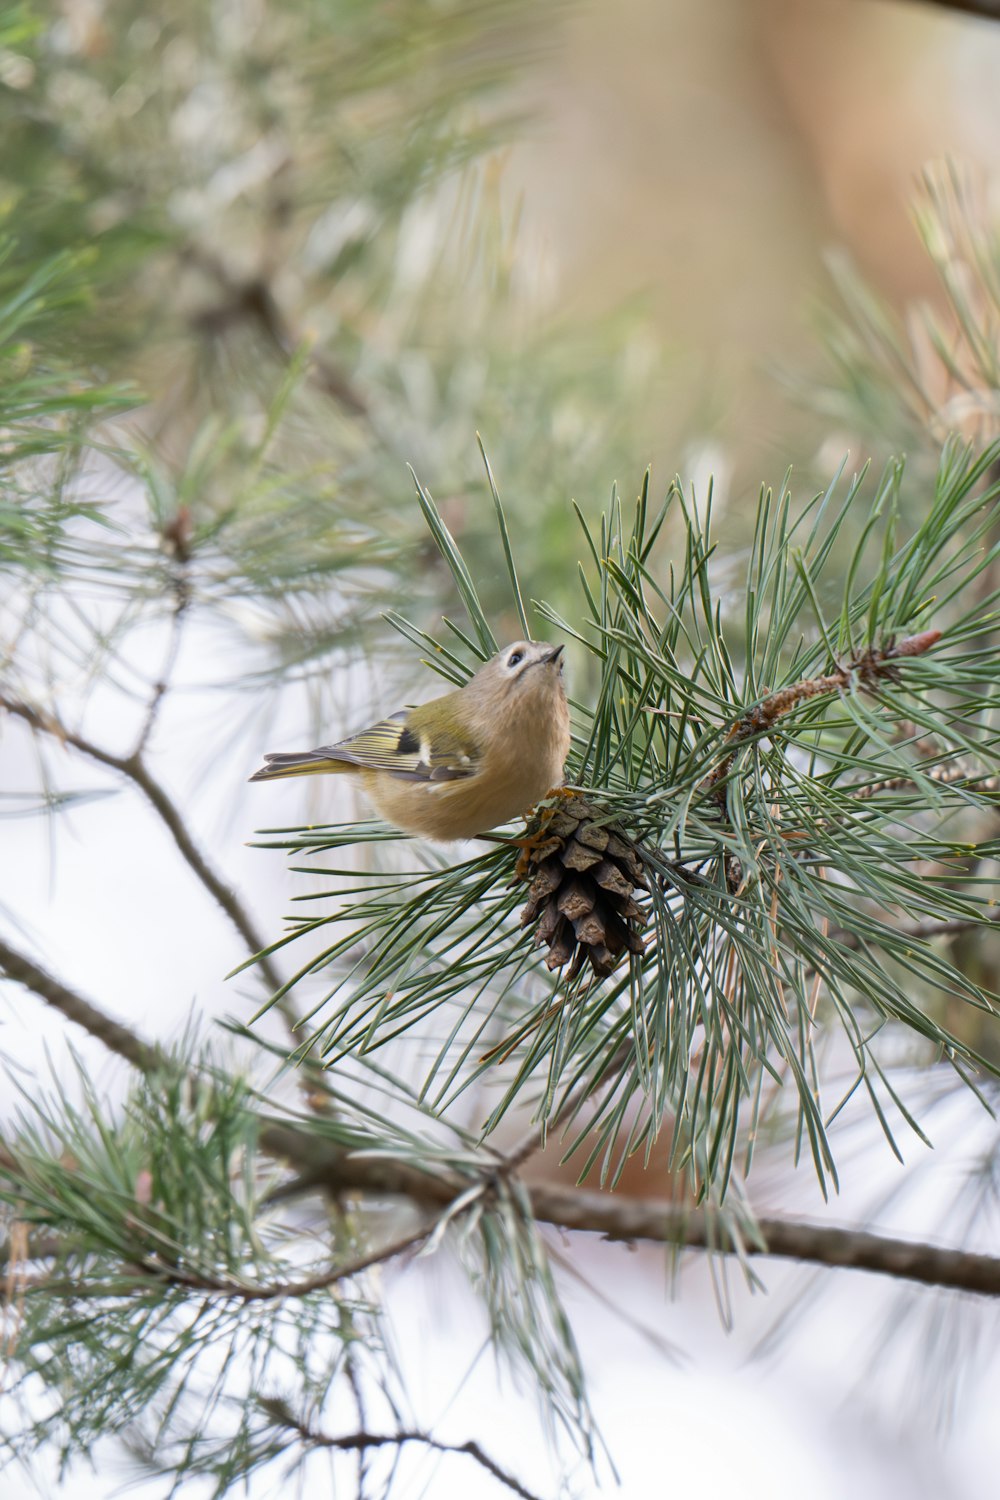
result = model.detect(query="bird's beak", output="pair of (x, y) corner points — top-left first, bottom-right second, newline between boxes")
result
(543, 644), (564, 664)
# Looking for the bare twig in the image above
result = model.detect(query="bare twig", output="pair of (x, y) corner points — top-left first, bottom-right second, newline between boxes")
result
(343, 1342), (371, 1500)
(134, 542), (191, 756)
(0, 695), (283, 996)
(183, 247), (370, 419)
(148, 1221), (434, 1302)
(0, 937), (161, 1073)
(701, 629), (943, 798)
(264, 1407), (542, 1500)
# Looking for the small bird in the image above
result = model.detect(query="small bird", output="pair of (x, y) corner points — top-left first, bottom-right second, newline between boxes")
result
(249, 640), (570, 840)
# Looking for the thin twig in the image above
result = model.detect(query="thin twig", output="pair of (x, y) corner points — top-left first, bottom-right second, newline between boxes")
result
(183, 246), (370, 419)
(134, 551), (190, 756)
(344, 1345), (371, 1500)
(0, 937), (161, 1073)
(0, 695), (283, 996)
(266, 1408), (541, 1500)
(148, 1221), (434, 1302)
(701, 629), (943, 798)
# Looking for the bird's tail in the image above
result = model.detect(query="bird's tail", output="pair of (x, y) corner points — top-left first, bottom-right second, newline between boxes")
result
(248, 750), (352, 782)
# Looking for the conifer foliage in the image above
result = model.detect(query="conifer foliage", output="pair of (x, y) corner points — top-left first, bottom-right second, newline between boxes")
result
(2, 4), (1000, 1495)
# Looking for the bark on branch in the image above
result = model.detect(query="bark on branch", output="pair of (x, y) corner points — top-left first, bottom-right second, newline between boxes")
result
(0, 938), (161, 1073)
(702, 629), (942, 797)
(265, 1407), (541, 1500)
(4, 937), (999, 1300)
(0, 693), (283, 996)
(261, 1123), (1000, 1297)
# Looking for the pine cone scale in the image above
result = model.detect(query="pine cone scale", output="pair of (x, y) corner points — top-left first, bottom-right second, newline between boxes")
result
(515, 795), (649, 980)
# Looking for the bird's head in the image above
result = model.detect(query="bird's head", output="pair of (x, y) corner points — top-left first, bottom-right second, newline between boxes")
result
(461, 639), (567, 730)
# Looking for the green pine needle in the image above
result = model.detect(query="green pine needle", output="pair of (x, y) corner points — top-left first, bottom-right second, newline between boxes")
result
(252, 441), (1000, 1200)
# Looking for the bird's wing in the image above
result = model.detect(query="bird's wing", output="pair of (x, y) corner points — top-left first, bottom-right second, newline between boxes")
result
(323, 710), (480, 783)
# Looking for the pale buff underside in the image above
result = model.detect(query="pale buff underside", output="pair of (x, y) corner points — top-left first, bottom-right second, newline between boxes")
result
(363, 690), (569, 839)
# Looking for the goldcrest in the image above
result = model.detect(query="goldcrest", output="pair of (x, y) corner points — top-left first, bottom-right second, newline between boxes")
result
(249, 640), (570, 840)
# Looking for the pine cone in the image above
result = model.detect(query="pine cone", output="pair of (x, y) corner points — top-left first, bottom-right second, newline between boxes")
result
(515, 795), (648, 980)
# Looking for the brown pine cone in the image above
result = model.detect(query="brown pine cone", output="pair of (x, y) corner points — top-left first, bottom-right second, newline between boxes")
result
(515, 794), (648, 980)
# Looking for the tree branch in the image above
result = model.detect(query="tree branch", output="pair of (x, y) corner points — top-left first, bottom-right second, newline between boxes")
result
(262, 1124), (1000, 1297)
(265, 1407), (541, 1500)
(701, 628), (942, 797)
(3, 945), (997, 1301)
(529, 1184), (1000, 1296)
(0, 694), (283, 996)
(0, 937), (161, 1073)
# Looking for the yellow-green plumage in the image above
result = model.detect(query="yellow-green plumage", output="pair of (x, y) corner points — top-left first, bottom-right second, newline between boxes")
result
(249, 640), (570, 840)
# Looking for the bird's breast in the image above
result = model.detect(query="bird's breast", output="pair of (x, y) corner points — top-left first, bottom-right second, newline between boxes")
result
(362, 741), (564, 841)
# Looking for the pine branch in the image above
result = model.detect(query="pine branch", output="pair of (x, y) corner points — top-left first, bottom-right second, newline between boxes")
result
(262, 1407), (542, 1500)
(262, 1125), (1000, 1296)
(11, 1105), (999, 1296)
(0, 937), (161, 1073)
(4, 901), (997, 1298)
(0, 694), (283, 997)
(701, 628), (942, 796)
(262, 447), (1000, 1189)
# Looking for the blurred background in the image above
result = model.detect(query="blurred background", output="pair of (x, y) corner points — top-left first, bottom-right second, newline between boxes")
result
(4, 0), (1000, 1494)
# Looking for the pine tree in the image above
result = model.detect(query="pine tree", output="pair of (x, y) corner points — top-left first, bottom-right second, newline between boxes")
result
(3, 5), (1000, 1497)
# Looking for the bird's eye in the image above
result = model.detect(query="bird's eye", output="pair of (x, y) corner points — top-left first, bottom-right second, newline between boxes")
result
(507, 650), (524, 668)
